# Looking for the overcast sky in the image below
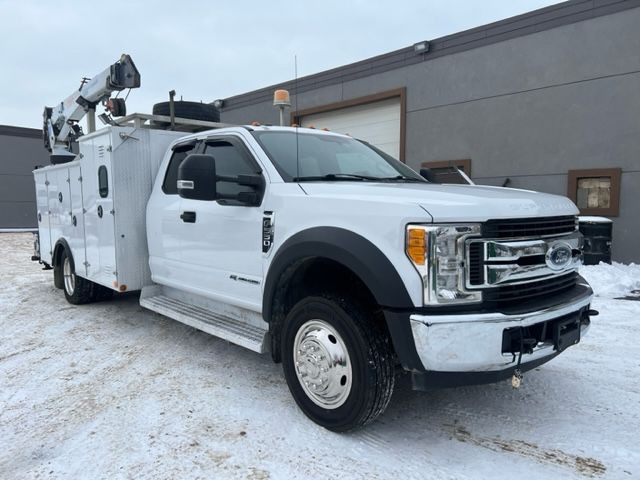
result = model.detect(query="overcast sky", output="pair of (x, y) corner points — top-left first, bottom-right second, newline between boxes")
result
(0, 0), (559, 129)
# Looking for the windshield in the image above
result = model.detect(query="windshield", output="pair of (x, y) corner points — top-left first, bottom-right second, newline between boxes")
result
(251, 130), (425, 182)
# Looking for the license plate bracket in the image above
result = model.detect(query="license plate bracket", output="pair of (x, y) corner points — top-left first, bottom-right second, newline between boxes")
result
(553, 314), (581, 352)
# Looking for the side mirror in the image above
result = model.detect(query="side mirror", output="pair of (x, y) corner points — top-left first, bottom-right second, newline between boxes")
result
(420, 168), (437, 183)
(177, 153), (265, 206)
(178, 154), (218, 200)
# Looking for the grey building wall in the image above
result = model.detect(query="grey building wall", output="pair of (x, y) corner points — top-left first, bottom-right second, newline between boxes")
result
(220, 1), (640, 263)
(0, 126), (50, 229)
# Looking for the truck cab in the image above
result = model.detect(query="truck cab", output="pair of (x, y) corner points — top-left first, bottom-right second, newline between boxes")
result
(35, 123), (594, 432)
(144, 125), (593, 429)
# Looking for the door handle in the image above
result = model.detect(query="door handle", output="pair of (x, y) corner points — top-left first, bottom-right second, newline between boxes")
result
(180, 211), (196, 223)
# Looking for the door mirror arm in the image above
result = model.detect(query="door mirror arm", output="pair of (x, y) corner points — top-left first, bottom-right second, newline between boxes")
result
(215, 173), (264, 206)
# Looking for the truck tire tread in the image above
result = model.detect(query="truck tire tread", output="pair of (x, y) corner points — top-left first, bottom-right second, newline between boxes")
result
(281, 293), (395, 432)
(61, 249), (97, 305)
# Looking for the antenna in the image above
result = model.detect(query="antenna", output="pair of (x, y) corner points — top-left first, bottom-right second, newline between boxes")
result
(294, 55), (300, 180)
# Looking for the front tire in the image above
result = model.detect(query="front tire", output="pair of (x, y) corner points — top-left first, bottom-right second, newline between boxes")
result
(281, 294), (395, 432)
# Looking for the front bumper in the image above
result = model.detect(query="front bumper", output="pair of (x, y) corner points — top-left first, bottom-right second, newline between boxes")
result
(409, 289), (593, 376)
(384, 281), (594, 390)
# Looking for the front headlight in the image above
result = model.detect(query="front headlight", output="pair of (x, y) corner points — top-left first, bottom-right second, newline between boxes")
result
(406, 224), (482, 306)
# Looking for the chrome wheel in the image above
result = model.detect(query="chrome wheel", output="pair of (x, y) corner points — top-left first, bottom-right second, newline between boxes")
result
(293, 319), (352, 409)
(63, 256), (75, 295)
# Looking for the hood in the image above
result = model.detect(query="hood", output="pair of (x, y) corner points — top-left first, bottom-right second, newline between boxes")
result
(298, 182), (578, 222)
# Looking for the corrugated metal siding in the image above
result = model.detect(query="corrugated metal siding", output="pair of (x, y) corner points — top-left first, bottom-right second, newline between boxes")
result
(0, 126), (50, 228)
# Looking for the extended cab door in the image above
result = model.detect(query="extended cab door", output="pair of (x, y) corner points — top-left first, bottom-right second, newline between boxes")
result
(178, 136), (265, 310)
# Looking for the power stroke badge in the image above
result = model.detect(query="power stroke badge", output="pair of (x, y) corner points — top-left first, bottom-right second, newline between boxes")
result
(262, 211), (275, 254)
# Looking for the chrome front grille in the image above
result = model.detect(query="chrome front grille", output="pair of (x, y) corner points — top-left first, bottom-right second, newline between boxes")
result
(466, 216), (582, 306)
(483, 272), (579, 307)
(468, 242), (484, 285)
(481, 215), (577, 239)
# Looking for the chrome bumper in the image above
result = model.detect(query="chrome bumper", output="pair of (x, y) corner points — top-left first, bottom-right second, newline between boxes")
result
(410, 290), (592, 372)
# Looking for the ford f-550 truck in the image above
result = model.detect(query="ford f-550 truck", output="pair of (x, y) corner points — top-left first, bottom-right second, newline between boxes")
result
(32, 56), (593, 431)
(33, 121), (594, 431)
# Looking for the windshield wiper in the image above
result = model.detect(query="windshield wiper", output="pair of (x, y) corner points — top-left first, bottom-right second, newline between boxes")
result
(293, 173), (381, 182)
(379, 175), (427, 183)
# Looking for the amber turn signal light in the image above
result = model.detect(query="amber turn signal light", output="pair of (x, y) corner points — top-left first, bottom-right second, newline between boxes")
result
(407, 228), (427, 265)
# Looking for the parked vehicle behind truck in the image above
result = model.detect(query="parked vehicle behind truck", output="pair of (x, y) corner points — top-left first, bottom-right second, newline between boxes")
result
(32, 56), (595, 431)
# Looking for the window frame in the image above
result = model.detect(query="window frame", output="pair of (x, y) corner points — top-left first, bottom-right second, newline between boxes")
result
(420, 159), (471, 175)
(202, 135), (265, 206)
(420, 159), (472, 184)
(162, 140), (202, 195)
(567, 167), (621, 217)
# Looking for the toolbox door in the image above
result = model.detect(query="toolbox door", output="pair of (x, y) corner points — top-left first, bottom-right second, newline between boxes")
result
(84, 140), (117, 287)
(47, 168), (71, 250)
(68, 164), (87, 276)
(34, 171), (52, 263)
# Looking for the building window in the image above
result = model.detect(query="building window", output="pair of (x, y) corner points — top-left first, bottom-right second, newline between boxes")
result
(567, 168), (621, 216)
(420, 159), (471, 184)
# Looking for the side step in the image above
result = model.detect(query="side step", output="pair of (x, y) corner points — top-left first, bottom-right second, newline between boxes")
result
(140, 294), (268, 353)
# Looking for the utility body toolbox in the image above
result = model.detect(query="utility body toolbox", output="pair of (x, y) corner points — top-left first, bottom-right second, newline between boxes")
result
(34, 126), (185, 292)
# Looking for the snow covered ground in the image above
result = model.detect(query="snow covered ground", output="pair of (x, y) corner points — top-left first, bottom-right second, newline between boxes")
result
(1, 232), (639, 479)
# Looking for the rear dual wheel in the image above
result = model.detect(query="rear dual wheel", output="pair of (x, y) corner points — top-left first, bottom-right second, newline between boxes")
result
(281, 294), (395, 432)
(60, 249), (113, 304)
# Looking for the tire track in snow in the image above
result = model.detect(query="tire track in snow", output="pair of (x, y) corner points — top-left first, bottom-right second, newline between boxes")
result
(349, 428), (468, 480)
(446, 422), (606, 478)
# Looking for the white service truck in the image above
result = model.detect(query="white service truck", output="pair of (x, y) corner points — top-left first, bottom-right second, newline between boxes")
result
(32, 56), (595, 431)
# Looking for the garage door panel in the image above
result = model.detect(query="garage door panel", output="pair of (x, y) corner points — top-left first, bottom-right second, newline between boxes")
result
(300, 97), (401, 159)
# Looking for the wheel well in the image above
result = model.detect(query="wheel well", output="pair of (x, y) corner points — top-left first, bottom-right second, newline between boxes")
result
(52, 242), (65, 267)
(52, 240), (69, 289)
(268, 257), (391, 363)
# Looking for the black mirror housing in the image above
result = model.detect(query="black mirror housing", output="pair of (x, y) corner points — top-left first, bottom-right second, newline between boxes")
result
(177, 154), (264, 205)
(178, 154), (218, 200)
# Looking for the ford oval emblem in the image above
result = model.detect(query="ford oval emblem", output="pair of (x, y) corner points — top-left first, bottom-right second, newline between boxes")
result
(545, 242), (573, 271)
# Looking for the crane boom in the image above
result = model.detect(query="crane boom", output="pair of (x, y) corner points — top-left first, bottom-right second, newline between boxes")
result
(43, 54), (140, 163)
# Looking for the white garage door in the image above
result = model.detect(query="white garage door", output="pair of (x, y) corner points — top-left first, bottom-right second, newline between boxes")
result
(300, 97), (401, 160)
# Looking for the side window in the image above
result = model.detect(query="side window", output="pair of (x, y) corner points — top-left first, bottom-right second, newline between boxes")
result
(204, 140), (259, 198)
(98, 165), (108, 198)
(162, 143), (197, 194)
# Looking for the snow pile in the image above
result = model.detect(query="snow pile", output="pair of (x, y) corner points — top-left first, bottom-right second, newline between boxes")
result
(580, 261), (640, 298)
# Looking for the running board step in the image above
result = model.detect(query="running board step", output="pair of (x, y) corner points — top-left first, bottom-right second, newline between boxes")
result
(140, 294), (268, 353)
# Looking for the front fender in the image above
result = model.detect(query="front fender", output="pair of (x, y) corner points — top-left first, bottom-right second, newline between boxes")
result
(262, 227), (413, 321)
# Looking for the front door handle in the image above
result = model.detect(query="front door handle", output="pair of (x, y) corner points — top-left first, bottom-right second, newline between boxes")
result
(180, 211), (196, 223)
